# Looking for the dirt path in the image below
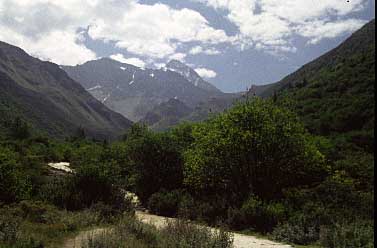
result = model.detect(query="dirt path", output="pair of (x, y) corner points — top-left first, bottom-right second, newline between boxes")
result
(62, 228), (108, 248)
(136, 211), (292, 248)
(62, 212), (292, 248)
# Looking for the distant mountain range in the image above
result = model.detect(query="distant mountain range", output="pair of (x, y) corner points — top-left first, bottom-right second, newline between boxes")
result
(0, 41), (132, 139)
(0, 19), (373, 137)
(62, 58), (240, 129)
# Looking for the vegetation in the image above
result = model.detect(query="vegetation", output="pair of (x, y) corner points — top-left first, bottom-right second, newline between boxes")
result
(83, 216), (233, 248)
(0, 20), (374, 248)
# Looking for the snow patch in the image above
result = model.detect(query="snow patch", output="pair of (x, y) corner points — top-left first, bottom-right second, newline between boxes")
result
(87, 85), (102, 91)
(120, 66), (126, 70)
(129, 72), (136, 85)
(102, 93), (111, 103)
(48, 162), (73, 173)
(150, 73), (154, 78)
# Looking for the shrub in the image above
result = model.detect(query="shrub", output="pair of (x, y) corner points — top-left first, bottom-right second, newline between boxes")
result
(160, 219), (233, 248)
(19, 201), (60, 224)
(0, 147), (32, 203)
(177, 193), (196, 220)
(0, 208), (21, 244)
(319, 221), (374, 248)
(272, 222), (318, 245)
(148, 190), (181, 217)
(227, 196), (286, 232)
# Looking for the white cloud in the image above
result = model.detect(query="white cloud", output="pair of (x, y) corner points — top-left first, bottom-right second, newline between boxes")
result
(193, 0), (368, 52)
(195, 68), (217, 78)
(298, 18), (367, 44)
(168, 53), (187, 62)
(0, 0), (369, 64)
(87, 2), (231, 59)
(0, 0), (230, 64)
(0, 24), (96, 65)
(110, 54), (146, 68)
(189, 46), (221, 55)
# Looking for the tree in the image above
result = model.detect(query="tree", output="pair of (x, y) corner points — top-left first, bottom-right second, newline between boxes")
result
(124, 129), (184, 204)
(10, 117), (30, 140)
(184, 99), (327, 205)
(0, 147), (32, 203)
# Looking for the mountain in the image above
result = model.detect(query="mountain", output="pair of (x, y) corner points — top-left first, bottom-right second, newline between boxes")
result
(0, 41), (132, 139)
(260, 20), (375, 145)
(62, 59), (228, 122)
(166, 60), (221, 93)
(140, 98), (193, 131)
(248, 84), (275, 96)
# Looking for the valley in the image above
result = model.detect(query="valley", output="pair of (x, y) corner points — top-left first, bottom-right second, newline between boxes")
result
(0, 11), (374, 248)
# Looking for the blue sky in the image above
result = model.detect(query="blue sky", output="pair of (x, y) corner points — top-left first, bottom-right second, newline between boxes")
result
(0, 0), (374, 92)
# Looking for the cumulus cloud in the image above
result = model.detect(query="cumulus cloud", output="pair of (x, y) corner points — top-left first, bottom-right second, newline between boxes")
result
(168, 53), (187, 62)
(195, 68), (217, 78)
(193, 0), (368, 52)
(189, 46), (221, 55)
(0, 0), (230, 64)
(0, 0), (370, 65)
(110, 54), (146, 68)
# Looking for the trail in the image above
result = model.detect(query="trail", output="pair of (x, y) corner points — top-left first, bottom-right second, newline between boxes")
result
(62, 211), (292, 248)
(62, 228), (108, 248)
(136, 211), (292, 248)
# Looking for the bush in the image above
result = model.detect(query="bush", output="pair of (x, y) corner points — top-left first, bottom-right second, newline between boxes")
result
(160, 219), (233, 248)
(0, 208), (21, 244)
(227, 196), (286, 232)
(272, 222), (318, 245)
(0, 147), (32, 203)
(319, 221), (374, 248)
(148, 190), (181, 217)
(18, 201), (61, 224)
(177, 193), (196, 220)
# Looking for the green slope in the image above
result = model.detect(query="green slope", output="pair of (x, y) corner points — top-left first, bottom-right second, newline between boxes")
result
(265, 20), (375, 143)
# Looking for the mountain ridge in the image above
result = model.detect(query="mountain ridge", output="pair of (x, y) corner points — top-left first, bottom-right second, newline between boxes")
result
(62, 58), (232, 123)
(0, 41), (133, 139)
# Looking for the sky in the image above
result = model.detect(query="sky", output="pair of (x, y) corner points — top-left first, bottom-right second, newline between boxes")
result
(0, 0), (374, 92)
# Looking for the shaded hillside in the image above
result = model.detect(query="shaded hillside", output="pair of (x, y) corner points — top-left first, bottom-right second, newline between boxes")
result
(0, 41), (132, 139)
(140, 98), (193, 131)
(140, 92), (241, 130)
(248, 84), (274, 96)
(62, 59), (226, 122)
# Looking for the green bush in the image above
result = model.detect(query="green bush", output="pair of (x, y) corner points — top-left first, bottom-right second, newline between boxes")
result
(319, 221), (374, 248)
(160, 219), (233, 248)
(0, 208), (21, 244)
(227, 196), (286, 232)
(148, 190), (181, 217)
(19, 201), (60, 224)
(177, 193), (196, 220)
(272, 222), (318, 245)
(0, 147), (32, 203)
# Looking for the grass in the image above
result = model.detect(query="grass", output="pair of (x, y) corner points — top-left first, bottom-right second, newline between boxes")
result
(0, 201), (106, 248)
